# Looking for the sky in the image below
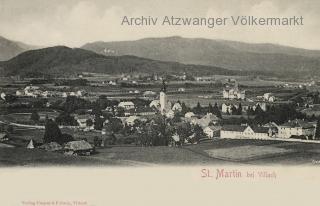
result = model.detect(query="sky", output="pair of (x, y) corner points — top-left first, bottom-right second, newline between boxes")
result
(0, 0), (319, 49)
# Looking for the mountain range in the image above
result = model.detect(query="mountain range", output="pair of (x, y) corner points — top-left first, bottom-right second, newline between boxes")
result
(0, 46), (239, 77)
(0, 35), (320, 78)
(82, 36), (320, 77)
(0, 36), (38, 61)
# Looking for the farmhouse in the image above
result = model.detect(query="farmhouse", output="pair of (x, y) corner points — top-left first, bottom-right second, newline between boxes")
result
(191, 113), (220, 128)
(64, 140), (94, 156)
(124, 107), (157, 116)
(150, 100), (160, 109)
(172, 102), (182, 112)
(125, 116), (140, 126)
(0, 133), (9, 142)
(185, 112), (196, 119)
(220, 125), (271, 139)
(75, 114), (94, 129)
(277, 120), (316, 139)
(143, 90), (157, 98)
(118, 101), (135, 110)
(203, 126), (222, 139)
(263, 93), (276, 102)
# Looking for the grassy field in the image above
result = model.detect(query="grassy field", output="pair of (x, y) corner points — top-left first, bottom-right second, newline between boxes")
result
(2, 138), (320, 166)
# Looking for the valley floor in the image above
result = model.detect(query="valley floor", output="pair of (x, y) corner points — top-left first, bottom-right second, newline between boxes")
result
(1, 139), (320, 167)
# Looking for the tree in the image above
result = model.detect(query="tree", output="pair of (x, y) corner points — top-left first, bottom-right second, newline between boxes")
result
(55, 112), (77, 126)
(208, 103), (214, 114)
(181, 102), (189, 115)
(213, 103), (222, 118)
(315, 119), (320, 140)
(192, 124), (206, 143)
(44, 119), (62, 143)
(30, 111), (40, 122)
(237, 103), (243, 115)
(86, 119), (94, 127)
(226, 107), (230, 115)
(94, 116), (104, 130)
(175, 122), (193, 144)
(193, 102), (202, 115)
(231, 105), (238, 115)
(93, 136), (103, 147)
(105, 118), (123, 133)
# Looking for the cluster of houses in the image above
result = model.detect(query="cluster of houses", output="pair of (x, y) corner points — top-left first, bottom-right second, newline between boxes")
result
(221, 101), (267, 113)
(14, 86), (87, 98)
(219, 120), (317, 140)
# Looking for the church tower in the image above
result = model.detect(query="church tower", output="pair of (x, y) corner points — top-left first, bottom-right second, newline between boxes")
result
(160, 80), (167, 114)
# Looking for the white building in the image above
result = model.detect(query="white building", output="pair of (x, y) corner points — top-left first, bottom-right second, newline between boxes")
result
(222, 83), (245, 100)
(165, 110), (175, 119)
(185, 112), (196, 119)
(118, 101), (135, 110)
(191, 113), (220, 128)
(172, 102), (182, 112)
(263, 93), (276, 102)
(75, 114), (94, 129)
(150, 100), (160, 109)
(203, 126), (222, 139)
(16, 90), (24, 96)
(125, 116), (140, 126)
(220, 125), (270, 139)
(277, 120), (316, 139)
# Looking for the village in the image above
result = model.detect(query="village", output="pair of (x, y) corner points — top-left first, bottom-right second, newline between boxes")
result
(1, 73), (320, 165)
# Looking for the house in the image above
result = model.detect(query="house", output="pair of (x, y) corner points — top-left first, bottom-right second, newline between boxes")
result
(16, 90), (24, 96)
(172, 102), (182, 112)
(75, 114), (94, 129)
(24, 86), (40, 98)
(76, 90), (85, 97)
(222, 83), (245, 100)
(0, 133), (9, 142)
(62, 92), (68, 98)
(118, 101), (135, 110)
(165, 110), (175, 119)
(203, 126), (222, 139)
(220, 125), (271, 139)
(125, 116), (140, 126)
(124, 107), (157, 116)
(262, 122), (279, 137)
(185, 112), (196, 119)
(143, 90), (157, 98)
(64, 140), (94, 156)
(263, 93), (276, 102)
(277, 120), (316, 139)
(191, 113), (220, 128)
(221, 103), (233, 113)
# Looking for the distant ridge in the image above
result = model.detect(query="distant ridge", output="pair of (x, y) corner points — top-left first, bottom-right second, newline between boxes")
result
(82, 36), (320, 77)
(0, 46), (241, 77)
(0, 35), (38, 61)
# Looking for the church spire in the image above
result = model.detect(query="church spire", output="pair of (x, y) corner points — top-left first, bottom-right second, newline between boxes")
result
(161, 79), (167, 92)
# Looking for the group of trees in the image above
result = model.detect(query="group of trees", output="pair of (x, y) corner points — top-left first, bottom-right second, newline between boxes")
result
(43, 119), (74, 144)
(191, 102), (222, 118)
(253, 104), (306, 125)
